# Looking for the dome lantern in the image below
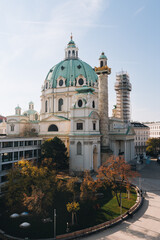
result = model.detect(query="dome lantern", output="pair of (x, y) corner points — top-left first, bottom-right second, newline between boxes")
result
(65, 34), (79, 60)
(99, 52), (107, 67)
(15, 105), (21, 116)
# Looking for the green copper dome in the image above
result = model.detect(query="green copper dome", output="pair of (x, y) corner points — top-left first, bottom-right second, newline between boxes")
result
(99, 52), (107, 59)
(67, 39), (76, 48)
(15, 105), (21, 109)
(46, 59), (98, 88)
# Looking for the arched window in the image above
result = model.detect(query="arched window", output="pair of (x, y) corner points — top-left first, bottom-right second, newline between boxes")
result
(68, 50), (71, 58)
(35, 114), (38, 120)
(77, 142), (82, 155)
(72, 50), (75, 57)
(45, 100), (48, 112)
(58, 98), (63, 111)
(10, 125), (15, 132)
(48, 124), (58, 132)
(100, 61), (103, 67)
(92, 101), (95, 108)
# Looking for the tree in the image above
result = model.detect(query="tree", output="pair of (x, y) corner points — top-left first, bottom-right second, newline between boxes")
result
(97, 156), (139, 207)
(23, 186), (44, 215)
(5, 159), (57, 215)
(66, 177), (79, 201)
(146, 138), (160, 156)
(80, 171), (97, 201)
(41, 137), (69, 170)
(66, 201), (80, 225)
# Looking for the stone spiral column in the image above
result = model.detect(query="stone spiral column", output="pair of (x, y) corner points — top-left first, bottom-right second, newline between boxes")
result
(95, 52), (111, 163)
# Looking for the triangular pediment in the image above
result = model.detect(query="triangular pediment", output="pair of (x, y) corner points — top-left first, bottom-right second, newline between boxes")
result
(88, 111), (100, 120)
(126, 126), (135, 135)
(40, 114), (70, 122)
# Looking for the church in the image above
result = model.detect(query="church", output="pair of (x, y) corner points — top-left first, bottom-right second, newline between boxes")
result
(6, 36), (135, 172)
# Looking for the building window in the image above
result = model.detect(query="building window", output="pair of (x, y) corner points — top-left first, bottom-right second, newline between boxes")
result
(10, 125), (15, 132)
(77, 142), (82, 155)
(14, 141), (18, 147)
(45, 100), (48, 112)
(93, 122), (96, 130)
(78, 99), (83, 107)
(92, 101), (95, 108)
(58, 98), (63, 111)
(35, 114), (38, 120)
(59, 79), (63, 86)
(78, 78), (84, 85)
(100, 61), (103, 67)
(77, 123), (83, 130)
(48, 124), (58, 132)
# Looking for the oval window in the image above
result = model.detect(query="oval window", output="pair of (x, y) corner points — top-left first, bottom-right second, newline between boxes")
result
(59, 79), (63, 86)
(78, 100), (83, 107)
(78, 78), (84, 85)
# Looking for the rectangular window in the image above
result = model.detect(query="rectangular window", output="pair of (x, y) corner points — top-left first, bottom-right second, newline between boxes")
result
(25, 150), (33, 159)
(2, 163), (12, 171)
(2, 142), (13, 148)
(20, 151), (23, 159)
(93, 122), (96, 130)
(14, 141), (18, 147)
(14, 152), (18, 160)
(20, 141), (24, 146)
(34, 149), (37, 157)
(2, 152), (13, 162)
(77, 123), (83, 130)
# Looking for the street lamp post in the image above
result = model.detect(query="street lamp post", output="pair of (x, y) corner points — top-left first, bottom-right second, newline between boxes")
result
(54, 209), (56, 239)
(120, 192), (122, 216)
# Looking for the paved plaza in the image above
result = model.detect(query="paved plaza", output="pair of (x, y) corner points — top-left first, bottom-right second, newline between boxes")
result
(83, 159), (160, 240)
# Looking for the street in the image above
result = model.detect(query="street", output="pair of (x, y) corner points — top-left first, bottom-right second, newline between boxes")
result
(82, 159), (160, 240)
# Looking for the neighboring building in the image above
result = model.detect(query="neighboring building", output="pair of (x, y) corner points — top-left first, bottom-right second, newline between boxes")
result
(7, 102), (39, 137)
(144, 122), (160, 138)
(114, 71), (132, 123)
(109, 118), (135, 160)
(131, 122), (150, 155)
(0, 116), (6, 135)
(0, 137), (42, 193)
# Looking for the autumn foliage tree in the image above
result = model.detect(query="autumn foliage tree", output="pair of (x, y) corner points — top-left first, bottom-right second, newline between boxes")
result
(97, 156), (139, 207)
(80, 171), (97, 201)
(5, 159), (57, 215)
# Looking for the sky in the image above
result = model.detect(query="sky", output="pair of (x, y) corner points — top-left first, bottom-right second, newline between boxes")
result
(0, 0), (159, 122)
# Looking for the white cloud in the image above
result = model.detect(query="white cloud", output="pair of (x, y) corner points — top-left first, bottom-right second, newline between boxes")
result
(134, 6), (145, 16)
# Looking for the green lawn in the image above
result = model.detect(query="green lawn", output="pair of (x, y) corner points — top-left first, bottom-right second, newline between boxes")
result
(96, 189), (137, 223)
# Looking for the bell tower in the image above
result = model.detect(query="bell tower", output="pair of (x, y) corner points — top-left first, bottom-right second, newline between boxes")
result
(95, 52), (112, 163)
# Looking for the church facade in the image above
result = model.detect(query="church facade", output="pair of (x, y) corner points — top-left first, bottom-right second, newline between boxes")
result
(6, 36), (135, 172)
(38, 36), (135, 171)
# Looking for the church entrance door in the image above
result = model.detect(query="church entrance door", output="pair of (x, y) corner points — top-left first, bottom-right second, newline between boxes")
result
(93, 147), (98, 171)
